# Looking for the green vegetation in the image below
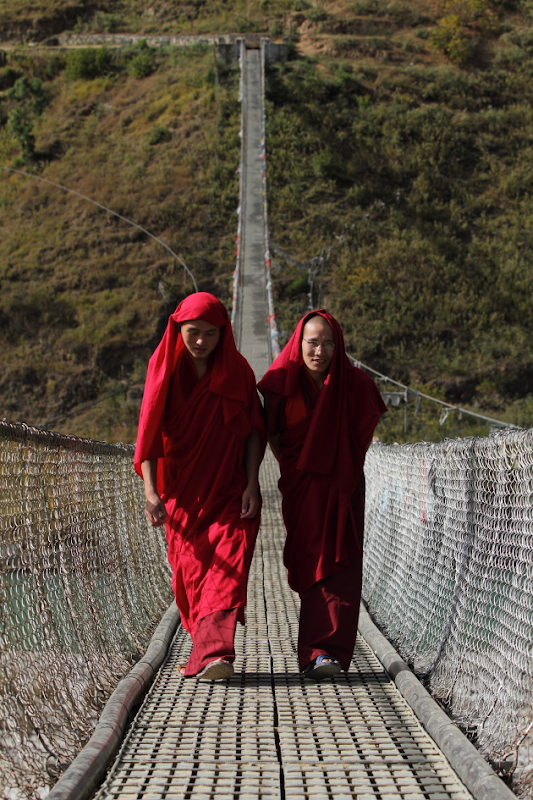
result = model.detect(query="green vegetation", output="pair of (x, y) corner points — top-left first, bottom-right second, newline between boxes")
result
(0, 0), (304, 41)
(262, 0), (533, 441)
(428, 0), (503, 66)
(0, 0), (532, 442)
(3, 75), (49, 160)
(0, 44), (242, 441)
(64, 46), (115, 79)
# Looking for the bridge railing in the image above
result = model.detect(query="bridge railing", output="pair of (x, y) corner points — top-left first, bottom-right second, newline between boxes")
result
(0, 420), (172, 800)
(2, 416), (533, 798)
(363, 428), (533, 797)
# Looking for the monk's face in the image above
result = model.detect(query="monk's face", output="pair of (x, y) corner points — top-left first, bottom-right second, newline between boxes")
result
(181, 319), (221, 362)
(301, 317), (335, 380)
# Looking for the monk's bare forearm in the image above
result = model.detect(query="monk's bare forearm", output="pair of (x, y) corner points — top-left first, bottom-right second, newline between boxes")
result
(141, 460), (158, 496)
(241, 429), (262, 519)
(141, 460), (167, 526)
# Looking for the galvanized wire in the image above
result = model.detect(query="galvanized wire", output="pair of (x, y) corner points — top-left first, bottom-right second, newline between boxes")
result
(363, 428), (533, 796)
(0, 419), (172, 800)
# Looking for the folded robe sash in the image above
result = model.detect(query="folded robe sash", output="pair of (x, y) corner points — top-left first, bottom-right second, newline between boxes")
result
(258, 309), (386, 595)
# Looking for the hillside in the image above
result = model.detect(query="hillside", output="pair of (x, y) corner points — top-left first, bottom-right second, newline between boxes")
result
(0, 0), (532, 442)
(263, 0), (533, 440)
(0, 40), (242, 441)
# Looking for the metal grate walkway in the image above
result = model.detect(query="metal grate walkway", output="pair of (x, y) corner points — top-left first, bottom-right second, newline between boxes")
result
(95, 453), (474, 800)
(233, 45), (271, 375)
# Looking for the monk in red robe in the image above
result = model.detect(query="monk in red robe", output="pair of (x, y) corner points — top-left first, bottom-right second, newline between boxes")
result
(258, 310), (386, 681)
(134, 293), (265, 680)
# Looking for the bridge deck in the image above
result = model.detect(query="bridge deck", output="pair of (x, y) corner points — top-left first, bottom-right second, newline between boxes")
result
(92, 47), (474, 800)
(95, 467), (474, 799)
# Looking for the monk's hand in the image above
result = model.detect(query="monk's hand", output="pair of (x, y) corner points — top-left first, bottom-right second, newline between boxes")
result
(145, 493), (167, 527)
(240, 482), (259, 519)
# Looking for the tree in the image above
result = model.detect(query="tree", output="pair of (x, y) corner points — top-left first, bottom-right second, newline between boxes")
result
(7, 106), (35, 159)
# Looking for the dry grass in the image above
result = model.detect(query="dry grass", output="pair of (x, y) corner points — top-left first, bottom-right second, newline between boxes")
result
(0, 45), (241, 440)
(1, 0), (532, 441)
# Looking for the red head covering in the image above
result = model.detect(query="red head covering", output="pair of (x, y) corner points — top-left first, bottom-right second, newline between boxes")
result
(134, 292), (251, 474)
(258, 309), (385, 486)
(258, 310), (346, 474)
(171, 292), (244, 403)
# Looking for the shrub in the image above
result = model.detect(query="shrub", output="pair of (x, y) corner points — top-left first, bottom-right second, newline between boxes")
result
(269, 21), (284, 37)
(306, 8), (330, 22)
(7, 106), (35, 159)
(6, 76), (48, 114)
(94, 12), (121, 32)
(65, 48), (116, 80)
(0, 67), (23, 91)
(349, 0), (384, 14)
(287, 275), (309, 295)
(124, 40), (158, 79)
(149, 125), (172, 145)
(311, 150), (346, 182)
(429, 15), (475, 65)
(128, 51), (157, 78)
(234, 17), (262, 33)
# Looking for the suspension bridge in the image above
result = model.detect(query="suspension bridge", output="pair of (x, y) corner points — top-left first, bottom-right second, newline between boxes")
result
(1, 39), (532, 800)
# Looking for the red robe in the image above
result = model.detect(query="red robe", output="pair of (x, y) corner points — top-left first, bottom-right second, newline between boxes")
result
(134, 293), (265, 635)
(258, 310), (386, 596)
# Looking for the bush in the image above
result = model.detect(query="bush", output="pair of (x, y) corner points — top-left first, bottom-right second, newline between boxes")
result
(94, 12), (121, 32)
(287, 275), (309, 296)
(7, 106), (35, 159)
(312, 150), (347, 182)
(306, 8), (330, 22)
(429, 15), (475, 65)
(0, 66), (23, 91)
(65, 48), (116, 80)
(349, 0), (384, 14)
(149, 125), (172, 145)
(6, 76), (48, 114)
(128, 51), (157, 78)
(269, 21), (284, 37)
(124, 40), (158, 79)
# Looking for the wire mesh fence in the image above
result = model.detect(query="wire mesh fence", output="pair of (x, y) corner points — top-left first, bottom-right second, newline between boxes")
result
(363, 428), (533, 798)
(3, 416), (533, 799)
(0, 420), (172, 800)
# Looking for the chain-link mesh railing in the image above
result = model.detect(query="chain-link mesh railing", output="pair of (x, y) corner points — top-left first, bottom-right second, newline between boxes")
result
(0, 420), (172, 800)
(363, 428), (533, 797)
(3, 419), (533, 799)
